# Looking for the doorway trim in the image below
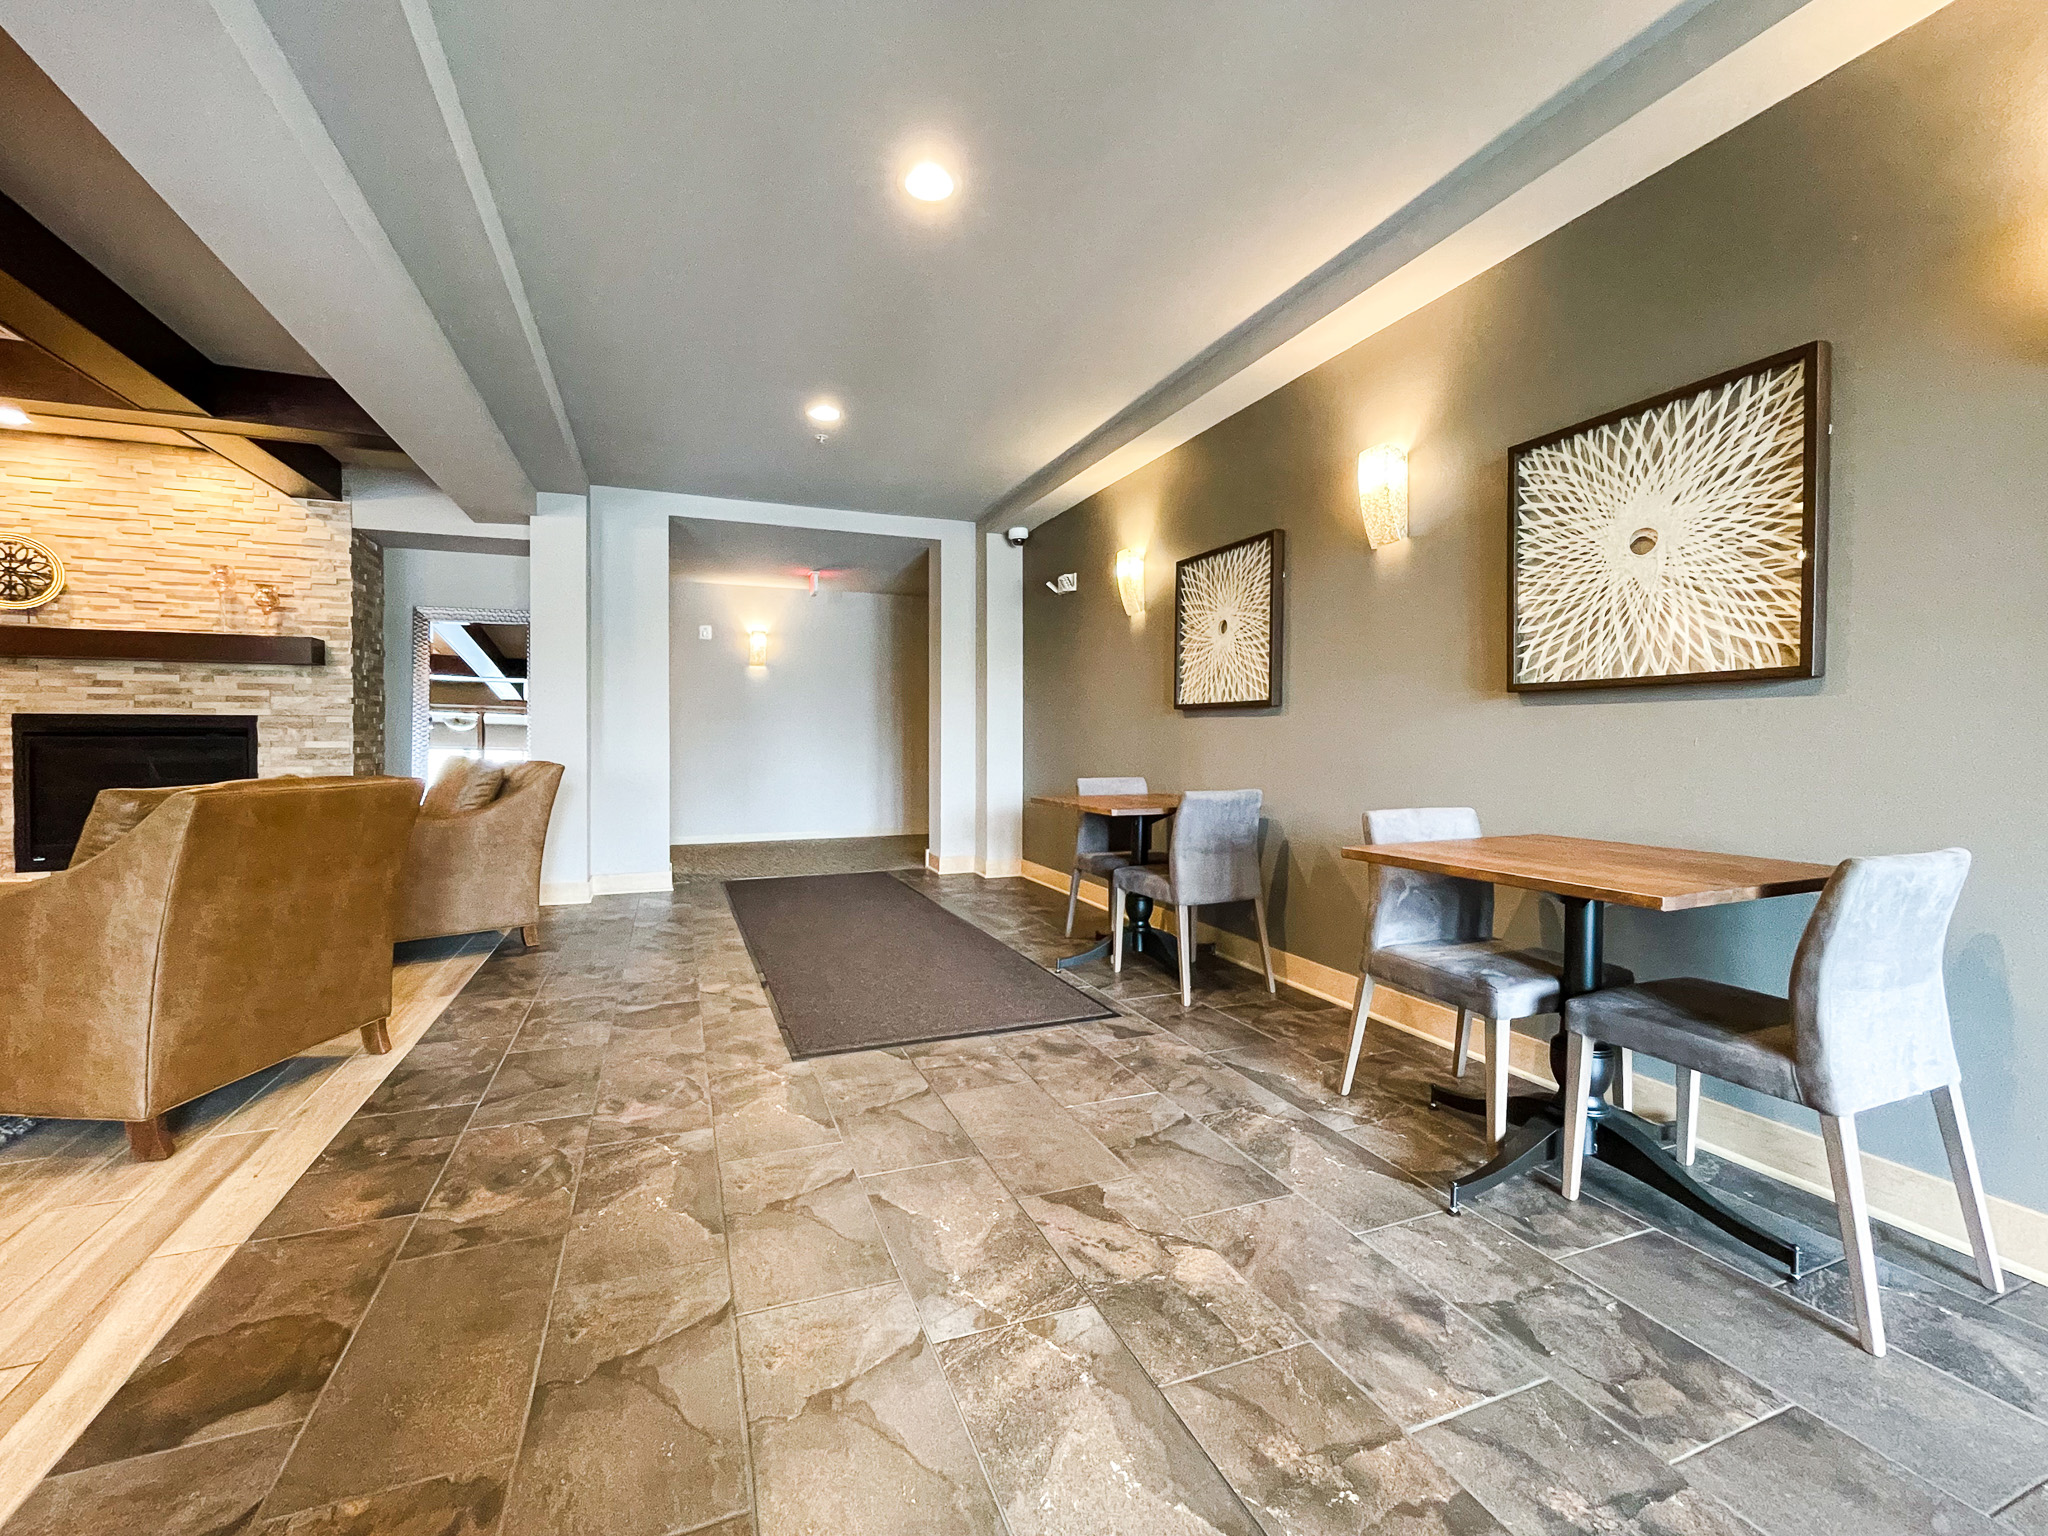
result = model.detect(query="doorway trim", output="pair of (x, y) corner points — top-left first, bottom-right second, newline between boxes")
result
(409, 606), (530, 779)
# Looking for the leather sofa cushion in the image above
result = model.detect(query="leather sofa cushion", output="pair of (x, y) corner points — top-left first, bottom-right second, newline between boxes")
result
(421, 757), (504, 817)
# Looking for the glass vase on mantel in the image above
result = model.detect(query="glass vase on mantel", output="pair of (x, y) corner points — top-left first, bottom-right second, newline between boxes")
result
(211, 565), (233, 632)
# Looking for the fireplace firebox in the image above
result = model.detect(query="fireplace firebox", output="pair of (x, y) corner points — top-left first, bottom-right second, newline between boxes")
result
(10, 714), (259, 871)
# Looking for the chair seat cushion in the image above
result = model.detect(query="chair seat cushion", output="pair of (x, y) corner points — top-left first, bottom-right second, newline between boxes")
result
(1112, 863), (1175, 904)
(1368, 941), (1633, 1021)
(1075, 850), (1159, 877)
(1564, 979), (1802, 1106)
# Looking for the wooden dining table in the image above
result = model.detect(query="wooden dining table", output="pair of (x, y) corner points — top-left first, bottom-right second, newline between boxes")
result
(1030, 792), (1183, 976)
(1342, 833), (1838, 1275)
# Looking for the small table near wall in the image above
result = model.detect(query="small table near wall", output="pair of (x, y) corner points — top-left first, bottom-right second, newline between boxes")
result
(1342, 833), (1836, 1274)
(1031, 792), (1183, 976)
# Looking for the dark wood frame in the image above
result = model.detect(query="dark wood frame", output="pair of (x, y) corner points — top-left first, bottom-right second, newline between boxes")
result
(1173, 528), (1285, 711)
(1506, 340), (1831, 693)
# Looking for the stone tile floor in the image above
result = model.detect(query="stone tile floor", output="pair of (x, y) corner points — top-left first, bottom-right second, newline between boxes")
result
(10, 871), (2048, 1535)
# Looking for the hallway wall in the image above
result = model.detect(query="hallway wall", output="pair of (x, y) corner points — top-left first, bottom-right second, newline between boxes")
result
(1021, 0), (2048, 1210)
(670, 580), (928, 844)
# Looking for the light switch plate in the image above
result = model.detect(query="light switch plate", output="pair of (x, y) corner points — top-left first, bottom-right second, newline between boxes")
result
(698, 625), (713, 640)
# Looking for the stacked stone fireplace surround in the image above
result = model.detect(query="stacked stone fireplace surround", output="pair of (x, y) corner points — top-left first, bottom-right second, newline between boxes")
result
(0, 429), (385, 873)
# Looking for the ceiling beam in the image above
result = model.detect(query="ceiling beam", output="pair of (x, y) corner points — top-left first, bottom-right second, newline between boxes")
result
(982, 0), (1954, 530)
(438, 622), (523, 702)
(0, 188), (351, 497)
(0, 0), (539, 523)
(0, 396), (399, 452)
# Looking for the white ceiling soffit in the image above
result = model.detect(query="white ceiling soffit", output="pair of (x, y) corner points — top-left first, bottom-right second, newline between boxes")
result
(0, 0), (542, 523)
(0, 30), (322, 375)
(669, 517), (931, 597)
(986, 0), (1954, 530)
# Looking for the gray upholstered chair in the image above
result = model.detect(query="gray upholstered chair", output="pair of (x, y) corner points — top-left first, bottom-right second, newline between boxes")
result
(1560, 848), (2000, 1357)
(1340, 807), (1633, 1148)
(1110, 789), (1274, 1007)
(1065, 776), (1157, 936)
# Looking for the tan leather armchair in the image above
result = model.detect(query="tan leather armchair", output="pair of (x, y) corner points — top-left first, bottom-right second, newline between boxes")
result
(395, 759), (564, 947)
(0, 775), (421, 1160)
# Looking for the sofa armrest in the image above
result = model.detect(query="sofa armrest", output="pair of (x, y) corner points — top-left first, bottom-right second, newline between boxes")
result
(0, 805), (186, 1121)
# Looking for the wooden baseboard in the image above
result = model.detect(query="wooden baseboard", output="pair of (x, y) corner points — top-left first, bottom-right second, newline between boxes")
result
(1017, 859), (2048, 1285)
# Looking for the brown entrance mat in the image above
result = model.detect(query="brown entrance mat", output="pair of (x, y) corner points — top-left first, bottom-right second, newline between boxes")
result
(722, 871), (1112, 1057)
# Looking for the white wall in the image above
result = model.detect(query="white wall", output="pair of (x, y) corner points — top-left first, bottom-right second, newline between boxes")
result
(380, 545), (530, 776)
(588, 491), (673, 892)
(670, 581), (928, 843)
(528, 493), (590, 902)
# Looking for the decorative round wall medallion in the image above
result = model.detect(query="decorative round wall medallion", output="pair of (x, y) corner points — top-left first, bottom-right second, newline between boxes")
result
(0, 535), (65, 611)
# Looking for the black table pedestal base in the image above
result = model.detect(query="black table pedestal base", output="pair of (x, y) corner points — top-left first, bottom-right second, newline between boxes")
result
(1056, 892), (1182, 978)
(1428, 1084), (1816, 1277)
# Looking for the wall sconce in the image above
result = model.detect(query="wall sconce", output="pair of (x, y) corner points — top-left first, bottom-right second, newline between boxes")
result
(1114, 548), (1145, 617)
(1357, 443), (1409, 549)
(747, 629), (768, 666)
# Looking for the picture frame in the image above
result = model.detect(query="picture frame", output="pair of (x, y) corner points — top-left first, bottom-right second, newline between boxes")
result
(1174, 529), (1284, 711)
(1507, 340), (1830, 692)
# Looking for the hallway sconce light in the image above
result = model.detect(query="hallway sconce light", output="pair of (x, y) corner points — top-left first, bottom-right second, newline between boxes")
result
(1357, 443), (1409, 549)
(1114, 548), (1145, 617)
(747, 629), (768, 666)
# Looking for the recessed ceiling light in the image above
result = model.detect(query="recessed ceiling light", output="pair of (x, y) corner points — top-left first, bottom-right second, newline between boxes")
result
(0, 404), (31, 428)
(903, 161), (955, 202)
(804, 401), (843, 426)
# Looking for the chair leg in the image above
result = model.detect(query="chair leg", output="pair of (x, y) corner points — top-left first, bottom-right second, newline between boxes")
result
(1252, 897), (1276, 993)
(126, 1115), (175, 1162)
(1821, 1113), (1886, 1356)
(1177, 904), (1195, 1007)
(520, 923), (539, 950)
(360, 1017), (393, 1054)
(1110, 886), (1127, 972)
(1559, 1032), (1594, 1201)
(1615, 1047), (1634, 1111)
(1932, 1083), (2004, 1295)
(1483, 1016), (1511, 1150)
(1452, 1009), (1473, 1078)
(1341, 974), (1374, 1096)
(1065, 869), (1082, 937)
(1674, 1067), (1702, 1166)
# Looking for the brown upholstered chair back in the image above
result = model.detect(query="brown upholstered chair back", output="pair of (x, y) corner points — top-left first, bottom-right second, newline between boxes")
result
(395, 759), (564, 943)
(0, 775), (421, 1125)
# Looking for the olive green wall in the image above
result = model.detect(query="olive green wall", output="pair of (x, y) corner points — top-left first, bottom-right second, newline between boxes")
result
(1022, 0), (2048, 1207)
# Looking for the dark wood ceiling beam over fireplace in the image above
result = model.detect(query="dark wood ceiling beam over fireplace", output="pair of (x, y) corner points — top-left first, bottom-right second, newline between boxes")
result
(0, 190), (400, 500)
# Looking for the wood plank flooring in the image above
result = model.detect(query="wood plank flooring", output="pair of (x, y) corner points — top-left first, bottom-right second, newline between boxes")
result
(0, 932), (497, 1524)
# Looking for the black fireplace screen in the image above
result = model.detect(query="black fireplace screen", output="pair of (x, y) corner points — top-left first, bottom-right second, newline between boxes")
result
(10, 714), (258, 871)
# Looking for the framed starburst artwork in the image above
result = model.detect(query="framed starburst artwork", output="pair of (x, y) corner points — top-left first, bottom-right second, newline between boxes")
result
(1175, 530), (1283, 710)
(1508, 341), (1830, 692)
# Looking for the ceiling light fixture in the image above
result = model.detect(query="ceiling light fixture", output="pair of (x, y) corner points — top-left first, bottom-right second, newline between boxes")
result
(804, 401), (842, 425)
(903, 161), (955, 202)
(0, 405), (31, 429)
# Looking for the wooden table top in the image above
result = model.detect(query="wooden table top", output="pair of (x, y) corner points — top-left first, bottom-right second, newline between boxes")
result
(1340, 833), (1836, 911)
(1031, 792), (1183, 817)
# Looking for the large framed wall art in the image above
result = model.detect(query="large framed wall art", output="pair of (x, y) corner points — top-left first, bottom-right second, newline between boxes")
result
(1507, 341), (1830, 692)
(1174, 529), (1284, 711)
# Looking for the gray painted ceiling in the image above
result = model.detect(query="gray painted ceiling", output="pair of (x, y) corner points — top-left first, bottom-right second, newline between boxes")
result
(670, 518), (929, 597)
(3, 1), (1708, 520)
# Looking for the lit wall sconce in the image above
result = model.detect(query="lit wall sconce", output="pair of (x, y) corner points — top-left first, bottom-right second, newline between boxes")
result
(1114, 548), (1145, 617)
(1357, 443), (1409, 549)
(747, 629), (769, 666)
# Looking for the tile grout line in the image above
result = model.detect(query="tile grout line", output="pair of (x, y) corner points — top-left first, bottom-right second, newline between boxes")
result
(1667, 1401), (1796, 1465)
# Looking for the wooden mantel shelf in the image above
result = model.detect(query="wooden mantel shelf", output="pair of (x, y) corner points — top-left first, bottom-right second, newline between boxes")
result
(0, 626), (326, 666)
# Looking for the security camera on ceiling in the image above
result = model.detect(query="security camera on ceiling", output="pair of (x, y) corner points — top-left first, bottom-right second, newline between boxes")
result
(1004, 526), (1030, 547)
